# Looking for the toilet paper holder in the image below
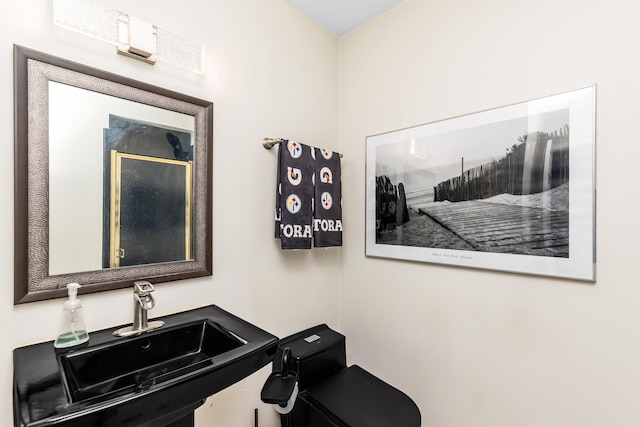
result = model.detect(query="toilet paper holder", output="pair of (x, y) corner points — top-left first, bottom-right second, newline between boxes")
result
(260, 347), (298, 413)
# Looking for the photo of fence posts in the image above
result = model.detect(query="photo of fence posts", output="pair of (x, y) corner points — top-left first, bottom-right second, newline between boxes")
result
(375, 125), (570, 258)
(434, 126), (569, 203)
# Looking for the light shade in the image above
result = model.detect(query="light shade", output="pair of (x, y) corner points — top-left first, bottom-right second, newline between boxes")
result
(53, 0), (205, 74)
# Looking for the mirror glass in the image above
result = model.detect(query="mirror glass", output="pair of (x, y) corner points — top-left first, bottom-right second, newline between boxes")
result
(14, 45), (212, 304)
(48, 81), (195, 275)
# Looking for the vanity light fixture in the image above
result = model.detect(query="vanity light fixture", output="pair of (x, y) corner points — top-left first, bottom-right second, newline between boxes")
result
(53, 0), (205, 74)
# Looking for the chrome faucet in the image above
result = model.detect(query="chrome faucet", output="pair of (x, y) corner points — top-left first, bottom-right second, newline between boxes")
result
(113, 281), (165, 337)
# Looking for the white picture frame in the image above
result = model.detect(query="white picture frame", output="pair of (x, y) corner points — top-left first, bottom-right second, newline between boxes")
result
(365, 86), (596, 281)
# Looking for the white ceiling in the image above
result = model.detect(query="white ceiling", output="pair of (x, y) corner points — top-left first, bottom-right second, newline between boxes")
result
(286, 0), (407, 37)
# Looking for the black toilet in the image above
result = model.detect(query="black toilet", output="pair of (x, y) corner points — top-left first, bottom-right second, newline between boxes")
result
(261, 325), (421, 427)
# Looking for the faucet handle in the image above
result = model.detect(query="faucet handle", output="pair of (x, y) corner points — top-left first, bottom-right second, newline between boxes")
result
(134, 280), (155, 294)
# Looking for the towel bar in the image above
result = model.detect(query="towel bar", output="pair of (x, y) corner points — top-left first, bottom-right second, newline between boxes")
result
(263, 138), (343, 157)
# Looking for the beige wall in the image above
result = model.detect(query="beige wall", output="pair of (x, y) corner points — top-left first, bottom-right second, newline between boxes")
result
(3, 0), (640, 426)
(340, 0), (640, 426)
(0, 1), (339, 426)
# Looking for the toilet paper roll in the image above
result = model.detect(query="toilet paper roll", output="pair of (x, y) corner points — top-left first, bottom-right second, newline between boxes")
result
(273, 382), (298, 415)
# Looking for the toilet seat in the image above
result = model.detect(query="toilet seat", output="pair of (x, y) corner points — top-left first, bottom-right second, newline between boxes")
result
(305, 365), (421, 427)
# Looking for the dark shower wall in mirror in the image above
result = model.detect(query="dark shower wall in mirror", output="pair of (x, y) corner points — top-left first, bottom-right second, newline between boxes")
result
(102, 115), (193, 268)
(118, 157), (188, 267)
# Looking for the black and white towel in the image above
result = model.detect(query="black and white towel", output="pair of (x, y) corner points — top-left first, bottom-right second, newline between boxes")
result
(275, 140), (314, 249)
(313, 148), (342, 247)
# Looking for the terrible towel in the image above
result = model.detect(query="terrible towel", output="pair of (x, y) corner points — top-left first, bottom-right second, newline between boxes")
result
(275, 140), (314, 249)
(313, 148), (342, 247)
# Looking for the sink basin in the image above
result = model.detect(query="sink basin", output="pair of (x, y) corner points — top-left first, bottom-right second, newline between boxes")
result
(60, 320), (246, 402)
(13, 305), (278, 427)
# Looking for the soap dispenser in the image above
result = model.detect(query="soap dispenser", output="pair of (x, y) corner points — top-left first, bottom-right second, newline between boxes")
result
(54, 283), (89, 348)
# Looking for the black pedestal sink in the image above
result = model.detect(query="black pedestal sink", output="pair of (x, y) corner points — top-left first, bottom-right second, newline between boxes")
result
(13, 305), (278, 427)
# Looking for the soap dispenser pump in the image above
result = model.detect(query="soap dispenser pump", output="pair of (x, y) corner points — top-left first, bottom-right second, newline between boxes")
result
(54, 283), (89, 349)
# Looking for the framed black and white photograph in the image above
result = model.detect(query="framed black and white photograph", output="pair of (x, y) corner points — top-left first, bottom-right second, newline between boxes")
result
(365, 86), (596, 281)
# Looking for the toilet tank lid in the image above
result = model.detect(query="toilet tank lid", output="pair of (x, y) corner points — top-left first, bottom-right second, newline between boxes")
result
(279, 324), (345, 360)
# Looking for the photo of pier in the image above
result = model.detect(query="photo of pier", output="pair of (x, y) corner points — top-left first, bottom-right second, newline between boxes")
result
(374, 109), (571, 258)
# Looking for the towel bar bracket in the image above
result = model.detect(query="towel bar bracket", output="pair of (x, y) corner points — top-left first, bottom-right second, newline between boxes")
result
(263, 138), (284, 150)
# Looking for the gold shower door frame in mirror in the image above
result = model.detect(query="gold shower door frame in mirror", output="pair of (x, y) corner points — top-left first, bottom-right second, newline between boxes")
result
(110, 151), (193, 268)
(13, 45), (213, 304)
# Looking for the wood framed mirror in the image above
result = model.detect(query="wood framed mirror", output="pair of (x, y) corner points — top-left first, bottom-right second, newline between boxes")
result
(14, 45), (213, 304)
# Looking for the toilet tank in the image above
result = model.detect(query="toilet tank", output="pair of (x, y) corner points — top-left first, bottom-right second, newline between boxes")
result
(276, 324), (346, 391)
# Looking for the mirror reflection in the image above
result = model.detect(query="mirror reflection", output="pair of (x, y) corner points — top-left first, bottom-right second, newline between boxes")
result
(108, 148), (192, 268)
(48, 81), (196, 275)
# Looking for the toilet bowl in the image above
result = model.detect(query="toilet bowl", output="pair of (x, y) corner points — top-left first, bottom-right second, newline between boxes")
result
(261, 325), (421, 427)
